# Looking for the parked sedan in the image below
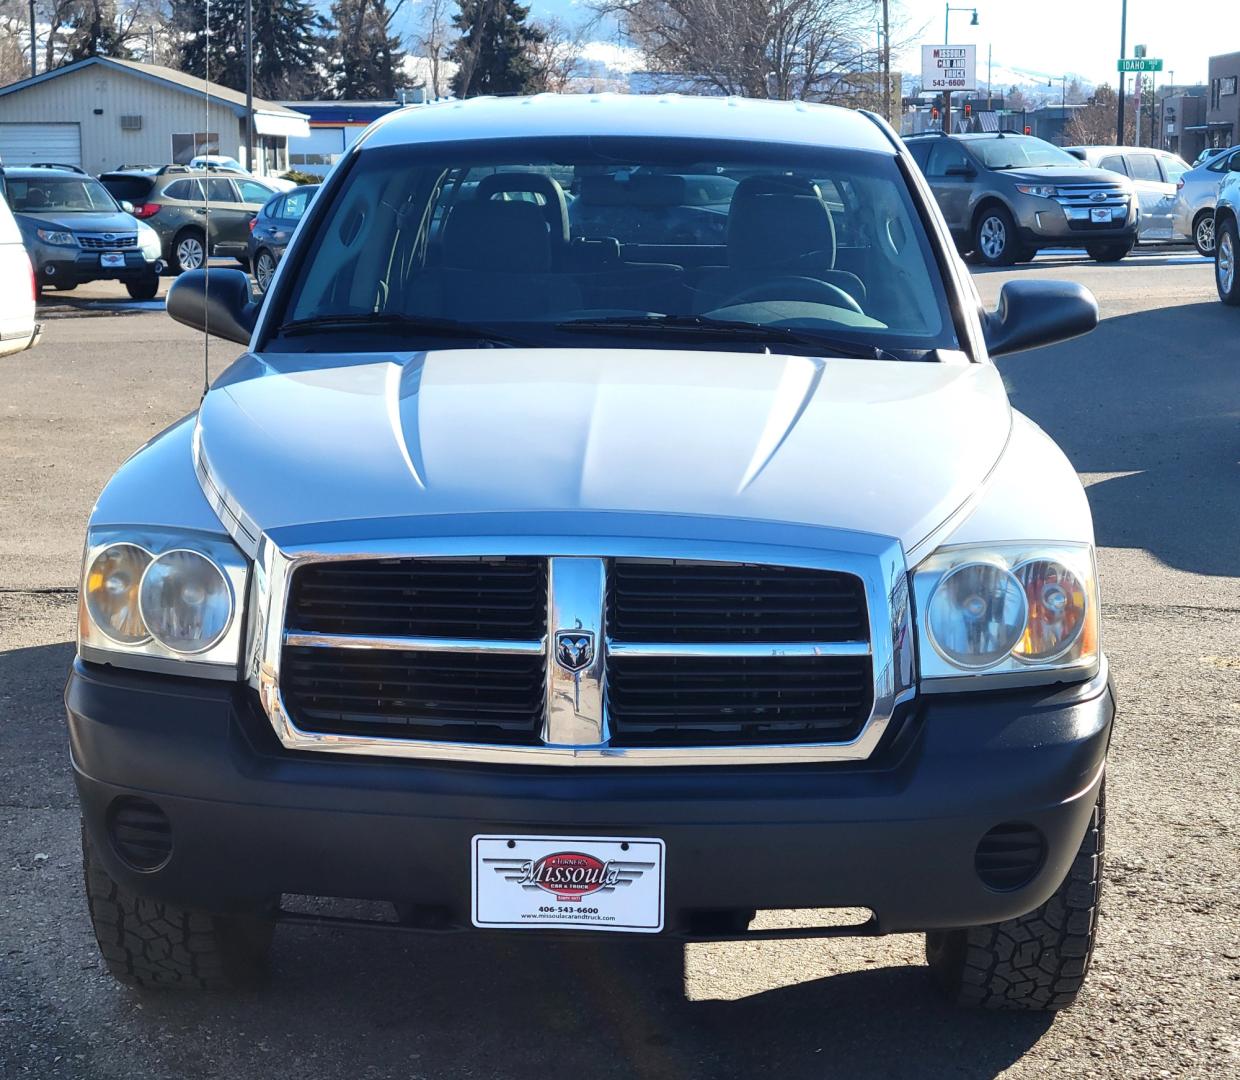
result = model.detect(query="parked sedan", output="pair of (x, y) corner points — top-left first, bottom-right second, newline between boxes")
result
(248, 185), (316, 292)
(1171, 146), (1240, 255)
(1065, 145), (1189, 242)
(99, 167), (281, 272)
(6, 166), (164, 298)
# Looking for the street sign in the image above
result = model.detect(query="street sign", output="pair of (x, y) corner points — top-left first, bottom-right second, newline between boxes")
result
(1118, 58), (1163, 73)
(922, 45), (978, 92)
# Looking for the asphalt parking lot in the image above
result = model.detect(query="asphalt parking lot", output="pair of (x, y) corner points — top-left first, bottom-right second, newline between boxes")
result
(2, 249), (1238, 1079)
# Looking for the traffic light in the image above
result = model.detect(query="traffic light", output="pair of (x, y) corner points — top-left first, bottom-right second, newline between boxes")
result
(1024, 125), (1032, 135)
(964, 103), (972, 117)
(931, 107), (940, 120)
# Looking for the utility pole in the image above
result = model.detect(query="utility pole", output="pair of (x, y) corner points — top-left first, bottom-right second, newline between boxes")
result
(1117, 0), (1128, 144)
(882, 0), (891, 123)
(245, 0), (254, 174)
(28, 0), (36, 77)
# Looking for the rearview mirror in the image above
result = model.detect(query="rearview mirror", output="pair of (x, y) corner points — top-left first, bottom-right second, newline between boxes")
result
(983, 280), (1098, 358)
(167, 269), (259, 346)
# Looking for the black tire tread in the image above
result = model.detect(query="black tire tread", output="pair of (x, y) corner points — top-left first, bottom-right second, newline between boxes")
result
(926, 782), (1105, 1011)
(82, 825), (273, 991)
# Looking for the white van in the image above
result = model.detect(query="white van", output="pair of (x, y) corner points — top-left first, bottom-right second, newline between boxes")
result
(0, 174), (40, 356)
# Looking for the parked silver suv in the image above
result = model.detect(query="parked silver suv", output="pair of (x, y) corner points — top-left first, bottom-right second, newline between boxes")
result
(907, 132), (1139, 265)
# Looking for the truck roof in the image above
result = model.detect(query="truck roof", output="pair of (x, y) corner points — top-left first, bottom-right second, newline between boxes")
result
(361, 93), (897, 156)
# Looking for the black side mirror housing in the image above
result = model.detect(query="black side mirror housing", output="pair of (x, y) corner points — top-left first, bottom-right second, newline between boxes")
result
(944, 164), (975, 178)
(167, 269), (259, 346)
(983, 280), (1098, 358)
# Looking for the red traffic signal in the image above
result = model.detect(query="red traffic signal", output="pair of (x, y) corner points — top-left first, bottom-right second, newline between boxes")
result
(964, 103), (972, 117)
(1024, 125), (1032, 135)
(931, 107), (940, 119)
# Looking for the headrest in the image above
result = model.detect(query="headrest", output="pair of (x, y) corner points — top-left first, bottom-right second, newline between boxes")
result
(474, 173), (570, 245)
(577, 173), (687, 208)
(726, 175), (836, 270)
(443, 200), (552, 273)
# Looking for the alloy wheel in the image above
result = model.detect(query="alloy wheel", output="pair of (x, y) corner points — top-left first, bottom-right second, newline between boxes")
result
(1197, 216), (1215, 254)
(1219, 230), (1235, 296)
(980, 216), (1006, 260)
(177, 236), (205, 271)
(255, 253), (275, 292)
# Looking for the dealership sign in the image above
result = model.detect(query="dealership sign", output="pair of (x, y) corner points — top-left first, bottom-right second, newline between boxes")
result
(922, 45), (978, 92)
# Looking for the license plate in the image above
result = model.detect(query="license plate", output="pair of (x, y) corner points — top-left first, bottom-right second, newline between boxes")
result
(100, 252), (125, 268)
(1090, 208), (1111, 224)
(472, 835), (665, 932)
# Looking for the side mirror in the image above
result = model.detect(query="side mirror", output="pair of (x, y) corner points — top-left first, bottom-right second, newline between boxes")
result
(983, 280), (1098, 358)
(1229, 157), (1240, 172)
(944, 164), (975, 178)
(167, 269), (259, 346)
(120, 200), (135, 214)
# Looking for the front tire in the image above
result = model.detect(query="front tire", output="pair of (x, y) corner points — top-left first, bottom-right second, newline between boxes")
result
(926, 782), (1105, 1011)
(1215, 217), (1240, 305)
(1193, 211), (1216, 256)
(974, 206), (1024, 266)
(171, 228), (207, 274)
(83, 824), (274, 990)
(1087, 240), (1135, 263)
(125, 275), (160, 301)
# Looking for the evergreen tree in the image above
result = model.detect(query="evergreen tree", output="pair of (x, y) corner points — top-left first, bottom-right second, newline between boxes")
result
(449, 0), (545, 98)
(173, 0), (328, 99)
(329, 0), (406, 99)
(63, 1), (130, 62)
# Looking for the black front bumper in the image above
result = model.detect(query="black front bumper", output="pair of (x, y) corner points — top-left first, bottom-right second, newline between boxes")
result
(38, 252), (161, 285)
(67, 660), (1114, 936)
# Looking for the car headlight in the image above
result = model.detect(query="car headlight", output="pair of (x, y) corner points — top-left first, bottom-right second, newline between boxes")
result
(1015, 184), (1057, 199)
(912, 542), (1099, 689)
(78, 527), (249, 679)
(36, 228), (77, 246)
(138, 224), (162, 257)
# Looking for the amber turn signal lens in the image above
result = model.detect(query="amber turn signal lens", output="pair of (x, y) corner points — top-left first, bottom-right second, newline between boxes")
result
(1011, 559), (1087, 663)
(84, 544), (152, 644)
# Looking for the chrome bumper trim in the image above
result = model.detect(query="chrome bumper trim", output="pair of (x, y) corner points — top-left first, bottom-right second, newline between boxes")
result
(606, 640), (871, 659)
(285, 631), (547, 655)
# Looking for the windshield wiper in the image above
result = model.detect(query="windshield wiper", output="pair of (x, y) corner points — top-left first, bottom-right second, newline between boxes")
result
(277, 313), (527, 347)
(555, 314), (897, 360)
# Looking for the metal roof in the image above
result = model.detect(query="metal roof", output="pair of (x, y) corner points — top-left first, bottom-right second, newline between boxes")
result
(0, 56), (307, 121)
(361, 94), (897, 154)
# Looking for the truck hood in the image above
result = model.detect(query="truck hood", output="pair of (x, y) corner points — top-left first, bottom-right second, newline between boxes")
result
(195, 349), (1012, 553)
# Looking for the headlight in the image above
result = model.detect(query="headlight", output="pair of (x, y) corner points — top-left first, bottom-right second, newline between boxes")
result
(36, 228), (77, 246)
(138, 224), (161, 256)
(913, 542), (1099, 689)
(1015, 184), (1057, 199)
(78, 527), (249, 678)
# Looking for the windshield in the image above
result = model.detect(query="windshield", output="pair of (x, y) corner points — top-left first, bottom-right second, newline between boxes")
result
(971, 137), (1084, 170)
(274, 136), (958, 358)
(8, 176), (118, 213)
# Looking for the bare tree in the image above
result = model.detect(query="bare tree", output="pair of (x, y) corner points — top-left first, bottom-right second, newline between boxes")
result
(411, 0), (454, 98)
(1066, 84), (1135, 146)
(528, 16), (582, 93)
(0, 2), (33, 82)
(594, 0), (892, 104)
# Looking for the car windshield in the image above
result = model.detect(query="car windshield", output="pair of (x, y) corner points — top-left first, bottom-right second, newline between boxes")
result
(8, 176), (118, 213)
(972, 137), (1084, 170)
(274, 136), (958, 357)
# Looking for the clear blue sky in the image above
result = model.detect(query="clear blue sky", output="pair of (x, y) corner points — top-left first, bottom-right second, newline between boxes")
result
(894, 0), (1240, 86)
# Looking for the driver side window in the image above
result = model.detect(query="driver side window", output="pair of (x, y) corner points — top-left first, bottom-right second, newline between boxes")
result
(926, 142), (971, 179)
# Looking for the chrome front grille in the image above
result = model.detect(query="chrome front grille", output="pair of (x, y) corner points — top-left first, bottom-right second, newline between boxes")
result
(257, 538), (914, 766)
(1053, 183), (1129, 209)
(79, 233), (139, 249)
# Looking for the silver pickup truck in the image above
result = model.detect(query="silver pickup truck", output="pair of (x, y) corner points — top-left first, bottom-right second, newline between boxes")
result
(68, 95), (1115, 1012)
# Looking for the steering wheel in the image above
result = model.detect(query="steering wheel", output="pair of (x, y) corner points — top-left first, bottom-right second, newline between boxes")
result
(718, 275), (865, 315)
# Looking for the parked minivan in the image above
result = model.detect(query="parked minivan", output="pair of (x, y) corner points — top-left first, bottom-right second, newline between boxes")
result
(1065, 146), (1189, 243)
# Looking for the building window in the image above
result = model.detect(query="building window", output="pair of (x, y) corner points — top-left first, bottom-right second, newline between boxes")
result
(1222, 76), (1238, 97)
(171, 132), (219, 164)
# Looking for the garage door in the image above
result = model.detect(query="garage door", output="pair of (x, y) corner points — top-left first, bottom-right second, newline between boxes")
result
(0, 123), (82, 167)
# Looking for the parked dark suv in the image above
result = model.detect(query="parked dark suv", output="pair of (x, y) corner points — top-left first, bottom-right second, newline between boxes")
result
(99, 166), (279, 273)
(906, 132), (1139, 265)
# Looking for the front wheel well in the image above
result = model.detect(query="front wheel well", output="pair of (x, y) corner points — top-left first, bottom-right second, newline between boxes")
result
(971, 198), (1013, 234)
(1215, 206), (1237, 231)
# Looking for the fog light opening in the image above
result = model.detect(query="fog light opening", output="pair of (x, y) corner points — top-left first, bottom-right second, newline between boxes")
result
(106, 796), (173, 872)
(975, 822), (1047, 891)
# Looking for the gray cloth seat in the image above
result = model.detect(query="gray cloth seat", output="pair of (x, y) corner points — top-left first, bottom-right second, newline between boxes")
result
(695, 176), (867, 311)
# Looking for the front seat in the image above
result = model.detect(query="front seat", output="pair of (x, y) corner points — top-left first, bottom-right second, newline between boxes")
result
(697, 176), (867, 311)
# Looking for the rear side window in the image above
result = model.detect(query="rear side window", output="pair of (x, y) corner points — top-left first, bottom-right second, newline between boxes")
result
(237, 179), (274, 203)
(1126, 155), (1162, 182)
(101, 175), (153, 202)
(1161, 157), (1188, 183)
(1099, 155), (1127, 175)
(162, 179), (202, 201)
(205, 178), (236, 202)
(283, 191), (310, 220)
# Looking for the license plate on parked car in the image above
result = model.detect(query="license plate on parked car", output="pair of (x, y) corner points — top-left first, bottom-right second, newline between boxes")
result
(1090, 208), (1111, 224)
(472, 835), (665, 932)
(100, 252), (125, 268)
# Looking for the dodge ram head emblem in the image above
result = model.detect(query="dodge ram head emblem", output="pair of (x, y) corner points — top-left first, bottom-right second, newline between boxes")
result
(554, 630), (594, 672)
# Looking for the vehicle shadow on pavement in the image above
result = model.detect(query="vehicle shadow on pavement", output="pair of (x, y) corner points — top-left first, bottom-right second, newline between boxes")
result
(999, 301), (1240, 579)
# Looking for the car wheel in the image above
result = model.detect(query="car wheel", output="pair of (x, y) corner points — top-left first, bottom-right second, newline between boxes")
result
(925, 782), (1104, 1011)
(974, 206), (1021, 266)
(82, 822), (274, 990)
(1086, 241), (1134, 263)
(1216, 217), (1240, 305)
(1193, 212), (1216, 256)
(254, 250), (277, 293)
(125, 275), (160, 301)
(172, 229), (207, 274)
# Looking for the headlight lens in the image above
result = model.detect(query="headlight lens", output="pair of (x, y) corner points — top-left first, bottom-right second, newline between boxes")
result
(1015, 184), (1057, 198)
(36, 228), (77, 246)
(926, 561), (1027, 669)
(138, 224), (161, 256)
(913, 543), (1099, 687)
(84, 543), (152, 644)
(139, 549), (233, 654)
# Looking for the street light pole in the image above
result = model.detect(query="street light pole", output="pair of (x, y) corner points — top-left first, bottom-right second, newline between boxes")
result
(942, 6), (979, 133)
(882, 0), (891, 123)
(1117, 0), (1128, 144)
(28, 0), (35, 77)
(245, 0), (254, 174)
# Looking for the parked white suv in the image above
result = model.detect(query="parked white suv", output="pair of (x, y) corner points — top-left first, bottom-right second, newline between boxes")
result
(0, 178), (40, 356)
